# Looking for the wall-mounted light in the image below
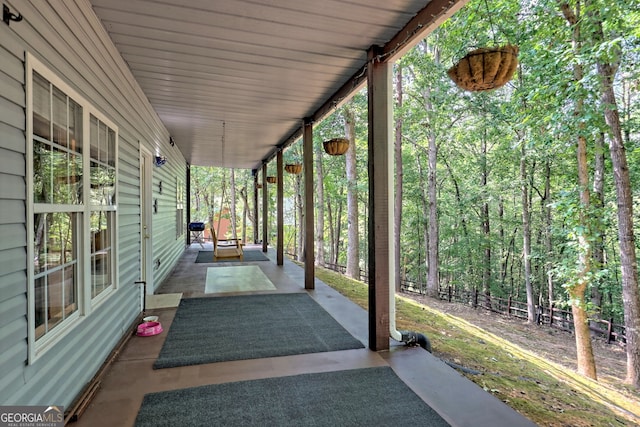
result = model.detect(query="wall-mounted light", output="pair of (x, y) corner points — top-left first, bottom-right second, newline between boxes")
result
(154, 155), (167, 167)
(169, 136), (175, 147)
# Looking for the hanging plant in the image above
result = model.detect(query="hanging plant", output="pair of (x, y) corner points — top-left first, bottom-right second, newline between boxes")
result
(446, 0), (518, 92)
(447, 45), (518, 92)
(266, 176), (277, 184)
(323, 137), (349, 156)
(285, 164), (303, 174)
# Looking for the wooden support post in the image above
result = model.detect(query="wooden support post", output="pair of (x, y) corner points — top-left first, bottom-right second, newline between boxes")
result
(303, 119), (315, 289)
(448, 285), (452, 302)
(507, 296), (512, 316)
(186, 164), (191, 245)
(253, 172), (259, 244)
(607, 318), (614, 344)
(262, 164), (268, 252)
(277, 150), (284, 265)
(367, 45), (392, 351)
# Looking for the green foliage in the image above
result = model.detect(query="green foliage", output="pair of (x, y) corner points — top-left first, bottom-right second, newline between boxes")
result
(191, 0), (639, 327)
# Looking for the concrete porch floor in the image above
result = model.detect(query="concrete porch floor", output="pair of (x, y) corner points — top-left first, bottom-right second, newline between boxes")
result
(72, 243), (537, 427)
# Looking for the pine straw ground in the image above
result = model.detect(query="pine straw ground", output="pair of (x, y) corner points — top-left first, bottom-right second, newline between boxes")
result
(314, 266), (640, 427)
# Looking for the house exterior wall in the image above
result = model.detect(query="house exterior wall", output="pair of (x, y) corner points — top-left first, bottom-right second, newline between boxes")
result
(0, 0), (186, 406)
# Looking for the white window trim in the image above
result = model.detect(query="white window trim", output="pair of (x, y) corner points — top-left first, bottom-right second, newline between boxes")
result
(26, 53), (119, 363)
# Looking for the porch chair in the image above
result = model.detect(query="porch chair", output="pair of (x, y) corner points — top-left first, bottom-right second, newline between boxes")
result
(211, 228), (243, 262)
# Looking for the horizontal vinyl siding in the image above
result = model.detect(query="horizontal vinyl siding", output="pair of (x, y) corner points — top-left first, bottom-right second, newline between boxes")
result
(0, 0), (186, 406)
(0, 14), (27, 405)
(118, 133), (142, 287)
(151, 156), (187, 290)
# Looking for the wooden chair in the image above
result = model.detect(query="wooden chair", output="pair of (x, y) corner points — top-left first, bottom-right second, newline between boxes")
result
(211, 228), (243, 261)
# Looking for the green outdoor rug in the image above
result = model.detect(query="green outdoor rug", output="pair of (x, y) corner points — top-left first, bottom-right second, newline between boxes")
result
(195, 249), (269, 263)
(135, 366), (450, 426)
(153, 293), (365, 369)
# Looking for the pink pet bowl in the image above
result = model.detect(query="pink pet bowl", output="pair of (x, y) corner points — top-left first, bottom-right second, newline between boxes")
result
(136, 321), (163, 337)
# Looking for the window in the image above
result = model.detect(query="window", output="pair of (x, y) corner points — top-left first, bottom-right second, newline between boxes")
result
(32, 71), (83, 341)
(89, 115), (116, 300)
(28, 55), (118, 358)
(176, 177), (185, 238)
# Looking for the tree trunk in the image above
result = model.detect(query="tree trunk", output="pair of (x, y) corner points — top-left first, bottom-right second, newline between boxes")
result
(592, 22), (640, 386)
(216, 171), (227, 236)
(591, 133), (605, 323)
(296, 173), (304, 262)
(423, 90), (439, 298)
(427, 124), (439, 299)
(314, 140), (325, 266)
(345, 103), (360, 279)
(521, 144), (535, 323)
(560, 0), (598, 380)
(544, 159), (553, 313)
(481, 132), (491, 310)
(239, 186), (248, 244)
(327, 199), (335, 265)
(394, 65), (404, 291)
(574, 132), (598, 380)
(335, 196), (344, 266)
(415, 153), (430, 290)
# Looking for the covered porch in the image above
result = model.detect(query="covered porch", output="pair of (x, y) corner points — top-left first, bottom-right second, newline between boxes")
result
(72, 244), (535, 426)
(0, 0), (540, 423)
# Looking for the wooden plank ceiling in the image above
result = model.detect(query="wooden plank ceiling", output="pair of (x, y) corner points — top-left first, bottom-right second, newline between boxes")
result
(89, 0), (464, 169)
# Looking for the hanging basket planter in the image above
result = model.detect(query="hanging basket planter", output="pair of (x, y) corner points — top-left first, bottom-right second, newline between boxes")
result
(266, 176), (277, 184)
(323, 137), (349, 156)
(447, 45), (519, 92)
(285, 163), (303, 174)
(256, 183), (263, 189)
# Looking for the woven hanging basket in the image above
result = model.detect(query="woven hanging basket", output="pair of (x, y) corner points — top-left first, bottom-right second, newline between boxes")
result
(323, 137), (349, 156)
(447, 45), (519, 92)
(285, 163), (303, 174)
(266, 176), (277, 184)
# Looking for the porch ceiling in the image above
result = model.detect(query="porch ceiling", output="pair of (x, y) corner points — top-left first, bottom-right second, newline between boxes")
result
(89, 0), (465, 169)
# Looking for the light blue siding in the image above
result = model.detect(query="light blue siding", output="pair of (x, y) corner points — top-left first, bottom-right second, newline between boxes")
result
(0, 0), (187, 407)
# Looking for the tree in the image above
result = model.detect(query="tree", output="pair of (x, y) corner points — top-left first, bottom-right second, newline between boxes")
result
(586, 0), (640, 386)
(559, 0), (598, 380)
(315, 133), (326, 266)
(344, 101), (360, 279)
(394, 64), (404, 291)
(229, 168), (238, 239)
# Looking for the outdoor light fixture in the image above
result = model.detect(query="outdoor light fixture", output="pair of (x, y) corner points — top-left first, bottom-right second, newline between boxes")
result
(154, 155), (167, 167)
(169, 136), (175, 147)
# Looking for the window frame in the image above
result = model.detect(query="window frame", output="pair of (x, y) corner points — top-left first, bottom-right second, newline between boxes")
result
(26, 53), (119, 362)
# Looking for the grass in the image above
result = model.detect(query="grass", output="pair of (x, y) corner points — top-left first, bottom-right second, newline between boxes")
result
(313, 265), (640, 427)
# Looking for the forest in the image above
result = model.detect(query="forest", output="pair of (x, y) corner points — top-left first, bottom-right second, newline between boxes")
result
(189, 0), (639, 386)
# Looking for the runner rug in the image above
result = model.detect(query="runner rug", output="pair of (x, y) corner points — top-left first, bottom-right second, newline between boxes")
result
(135, 366), (450, 426)
(153, 293), (364, 369)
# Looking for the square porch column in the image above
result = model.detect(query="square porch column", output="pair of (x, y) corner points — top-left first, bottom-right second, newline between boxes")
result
(303, 118), (315, 289)
(262, 163), (268, 252)
(367, 45), (393, 351)
(277, 150), (284, 265)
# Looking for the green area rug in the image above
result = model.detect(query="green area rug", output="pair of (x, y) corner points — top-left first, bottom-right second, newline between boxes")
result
(195, 249), (269, 263)
(153, 293), (364, 369)
(135, 366), (450, 426)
